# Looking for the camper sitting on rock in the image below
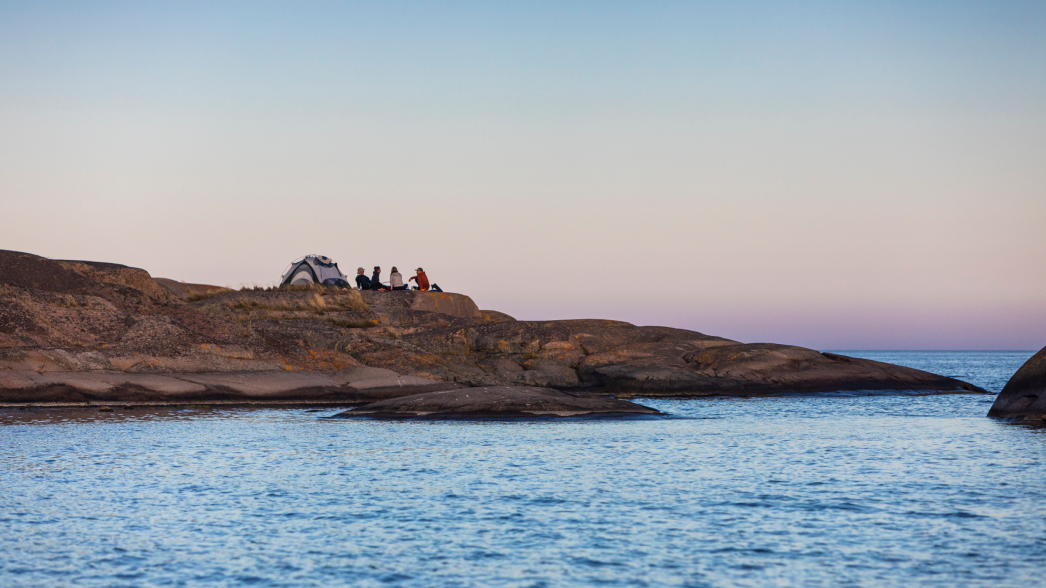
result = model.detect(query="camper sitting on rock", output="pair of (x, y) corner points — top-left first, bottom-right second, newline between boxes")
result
(409, 267), (429, 291)
(355, 268), (372, 290)
(390, 267), (407, 290)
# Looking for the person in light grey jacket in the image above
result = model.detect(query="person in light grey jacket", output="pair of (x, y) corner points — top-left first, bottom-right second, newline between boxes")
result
(389, 267), (407, 290)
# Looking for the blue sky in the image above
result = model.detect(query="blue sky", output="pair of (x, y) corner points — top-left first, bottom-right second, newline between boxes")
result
(1, 1), (1044, 349)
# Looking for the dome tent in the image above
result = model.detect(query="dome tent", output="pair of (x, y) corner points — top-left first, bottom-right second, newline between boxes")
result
(279, 255), (350, 287)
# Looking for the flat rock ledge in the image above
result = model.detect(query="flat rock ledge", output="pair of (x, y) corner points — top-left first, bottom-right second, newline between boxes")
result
(988, 345), (1046, 421)
(332, 386), (662, 419)
(0, 367), (456, 406)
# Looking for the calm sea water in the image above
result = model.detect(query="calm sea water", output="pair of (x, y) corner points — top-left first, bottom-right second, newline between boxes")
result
(2, 351), (1043, 588)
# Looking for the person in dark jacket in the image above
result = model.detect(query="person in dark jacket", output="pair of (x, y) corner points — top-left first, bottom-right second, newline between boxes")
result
(371, 266), (389, 291)
(355, 267), (372, 290)
(409, 268), (429, 291)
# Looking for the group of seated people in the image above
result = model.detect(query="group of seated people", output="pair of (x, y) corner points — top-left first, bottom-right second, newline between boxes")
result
(355, 266), (440, 292)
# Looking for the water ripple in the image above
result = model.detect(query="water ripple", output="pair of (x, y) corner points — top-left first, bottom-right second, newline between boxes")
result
(1, 351), (1043, 587)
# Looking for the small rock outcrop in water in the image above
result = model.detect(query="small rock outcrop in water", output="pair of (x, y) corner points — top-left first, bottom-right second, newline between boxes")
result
(988, 345), (1046, 421)
(0, 248), (988, 405)
(332, 386), (661, 419)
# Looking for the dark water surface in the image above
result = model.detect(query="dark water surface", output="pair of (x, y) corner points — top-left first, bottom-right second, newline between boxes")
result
(2, 351), (1044, 587)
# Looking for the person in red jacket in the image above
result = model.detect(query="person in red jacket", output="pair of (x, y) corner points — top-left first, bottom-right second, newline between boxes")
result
(409, 268), (429, 291)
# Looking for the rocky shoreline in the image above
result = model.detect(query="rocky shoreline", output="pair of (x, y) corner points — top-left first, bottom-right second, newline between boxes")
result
(0, 249), (989, 410)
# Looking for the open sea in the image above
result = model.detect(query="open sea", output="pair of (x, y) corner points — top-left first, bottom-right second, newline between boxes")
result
(1, 350), (1043, 587)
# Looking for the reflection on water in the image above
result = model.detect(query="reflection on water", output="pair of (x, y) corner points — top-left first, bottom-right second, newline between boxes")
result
(1, 351), (1044, 587)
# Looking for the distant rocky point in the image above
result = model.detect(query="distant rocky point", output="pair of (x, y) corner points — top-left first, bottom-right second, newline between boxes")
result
(988, 346), (1046, 421)
(0, 249), (987, 407)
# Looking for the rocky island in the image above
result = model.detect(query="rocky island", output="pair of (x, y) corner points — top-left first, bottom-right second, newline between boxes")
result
(0, 249), (987, 409)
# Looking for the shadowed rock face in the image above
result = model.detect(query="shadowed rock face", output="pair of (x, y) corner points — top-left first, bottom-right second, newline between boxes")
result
(0, 249), (988, 405)
(0, 252), (95, 292)
(576, 343), (986, 396)
(988, 346), (1046, 421)
(332, 386), (661, 419)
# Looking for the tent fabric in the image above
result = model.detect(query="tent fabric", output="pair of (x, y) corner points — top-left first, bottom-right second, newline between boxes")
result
(279, 255), (350, 287)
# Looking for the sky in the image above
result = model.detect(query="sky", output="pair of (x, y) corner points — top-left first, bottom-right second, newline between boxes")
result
(1, 1), (1043, 350)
